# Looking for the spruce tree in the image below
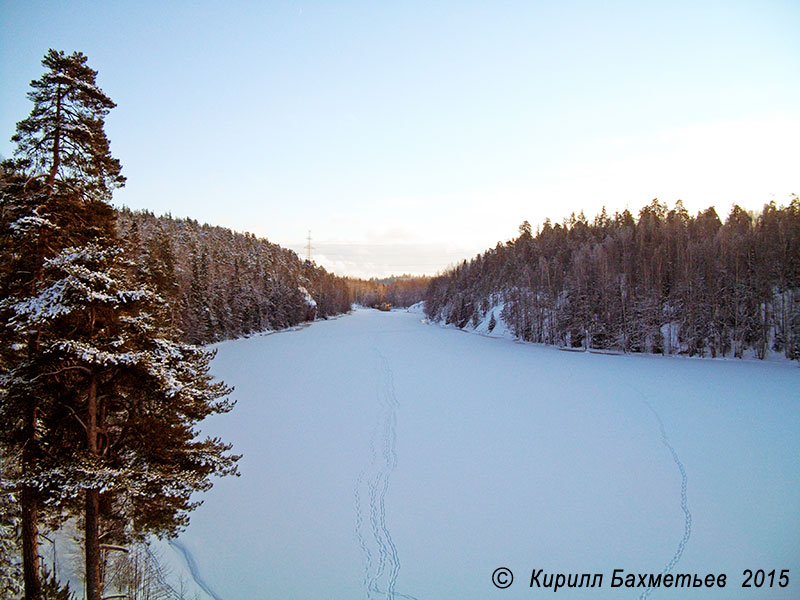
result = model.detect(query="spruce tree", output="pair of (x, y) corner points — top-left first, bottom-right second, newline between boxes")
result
(7, 244), (239, 600)
(0, 170), (75, 600)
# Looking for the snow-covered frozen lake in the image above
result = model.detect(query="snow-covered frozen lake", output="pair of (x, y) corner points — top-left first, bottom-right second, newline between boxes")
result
(158, 308), (800, 599)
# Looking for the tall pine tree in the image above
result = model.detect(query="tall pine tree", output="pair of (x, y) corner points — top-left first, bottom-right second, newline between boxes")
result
(1, 49), (238, 600)
(9, 48), (125, 200)
(2, 48), (124, 600)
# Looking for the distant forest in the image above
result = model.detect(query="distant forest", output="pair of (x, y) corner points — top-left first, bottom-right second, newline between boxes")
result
(115, 209), (438, 344)
(347, 275), (431, 309)
(425, 198), (800, 360)
(116, 208), (352, 344)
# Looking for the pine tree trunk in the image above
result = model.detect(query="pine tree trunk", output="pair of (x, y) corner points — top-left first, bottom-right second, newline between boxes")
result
(85, 489), (101, 600)
(85, 375), (102, 600)
(47, 85), (62, 191)
(21, 386), (43, 600)
(21, 486), (42, 600)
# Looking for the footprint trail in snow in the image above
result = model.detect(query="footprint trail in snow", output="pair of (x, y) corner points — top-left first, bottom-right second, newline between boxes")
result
(354, 350), (419, 600)
(635, 395), (693, 600)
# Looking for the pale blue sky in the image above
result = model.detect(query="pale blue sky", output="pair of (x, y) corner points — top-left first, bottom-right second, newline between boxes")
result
(2, 1), (799, 277)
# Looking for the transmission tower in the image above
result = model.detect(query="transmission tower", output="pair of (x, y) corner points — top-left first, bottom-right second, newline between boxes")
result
(306, 230), (313, 262)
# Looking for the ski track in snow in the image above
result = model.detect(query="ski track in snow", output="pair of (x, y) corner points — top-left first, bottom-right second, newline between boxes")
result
(143, 545), (183, 600)
(169, 539), (225, 600)
(354, 348), (419, 600)
(631, 391), (693, 600)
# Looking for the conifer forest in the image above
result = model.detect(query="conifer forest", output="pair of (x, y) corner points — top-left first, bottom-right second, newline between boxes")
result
(425, 200), (800, 360)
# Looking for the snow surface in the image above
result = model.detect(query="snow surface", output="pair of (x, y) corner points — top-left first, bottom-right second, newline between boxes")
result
(155, 308), (800, 599)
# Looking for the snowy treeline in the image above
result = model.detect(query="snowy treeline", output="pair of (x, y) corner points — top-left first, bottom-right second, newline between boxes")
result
(347, 275), (431, 308)
(117, 208), (352, 344)
(425, 198), (800, 359)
